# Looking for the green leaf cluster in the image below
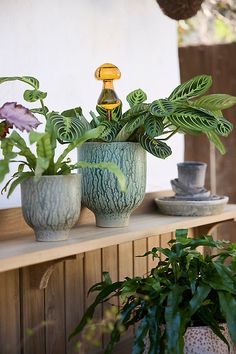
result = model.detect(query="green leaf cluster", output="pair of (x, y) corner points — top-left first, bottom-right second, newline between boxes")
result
(0, 77), (126, 196)
(89, 75), (236, 158)
(70, 230), (236, 353)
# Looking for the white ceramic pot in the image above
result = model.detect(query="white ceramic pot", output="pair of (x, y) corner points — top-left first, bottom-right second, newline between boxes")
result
(144, 324), (235, 354)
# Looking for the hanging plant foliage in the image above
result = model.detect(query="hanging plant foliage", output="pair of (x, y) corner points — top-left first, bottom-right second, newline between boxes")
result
(156, 0), (205, 20)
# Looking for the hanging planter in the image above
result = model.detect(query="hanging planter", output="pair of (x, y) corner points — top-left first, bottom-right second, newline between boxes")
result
(156, 0), (205, 20)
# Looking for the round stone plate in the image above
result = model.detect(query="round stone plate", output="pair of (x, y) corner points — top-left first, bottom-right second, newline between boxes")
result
(155, 196), (229, 216)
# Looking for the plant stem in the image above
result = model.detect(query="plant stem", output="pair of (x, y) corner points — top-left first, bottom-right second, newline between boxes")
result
(159, 128), (179, 141)
(40, 99), (48, 121)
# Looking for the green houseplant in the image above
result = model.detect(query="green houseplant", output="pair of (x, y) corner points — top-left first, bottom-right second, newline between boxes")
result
(70, 230), (236, 354)
(76, 68), (236, 227)
(0, 76), (126, 241)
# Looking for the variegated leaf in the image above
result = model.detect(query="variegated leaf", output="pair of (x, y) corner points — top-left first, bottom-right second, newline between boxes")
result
(122, 103), (149, 120)
(191, 94), (236, 110)
(23, 89), (47, 103)
(99, 120), (122, 142)
(149, 99), (175, 117)
(167, 107), (218, 132)
(144, 115), (164, 138)
(215, 119), (233, 137)
(0, 76), (39, 89)
(48, 112), (85, 142)
(169, 75), (212, 102)
(124, 113), (147, 135)
(139, 134), (172, 159)
(126, 89), (147, 107)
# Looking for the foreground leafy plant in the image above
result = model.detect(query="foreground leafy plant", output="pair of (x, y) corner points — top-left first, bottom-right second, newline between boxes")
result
(83, 75), (236, 158)
(70, 230), (236, 354)
(0, 76), (126, 196)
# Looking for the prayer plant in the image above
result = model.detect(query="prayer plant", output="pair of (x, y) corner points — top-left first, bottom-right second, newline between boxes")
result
(70, 230), (236, 354)
(0, 76), (126, 197)
(87, 75), (236, 158)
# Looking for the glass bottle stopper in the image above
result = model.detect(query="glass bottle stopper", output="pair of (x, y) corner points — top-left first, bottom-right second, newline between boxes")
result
(95, 63), (121, 120)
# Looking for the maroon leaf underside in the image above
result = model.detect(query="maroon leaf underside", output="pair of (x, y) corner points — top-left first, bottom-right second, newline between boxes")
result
(0, 102), (41, 132)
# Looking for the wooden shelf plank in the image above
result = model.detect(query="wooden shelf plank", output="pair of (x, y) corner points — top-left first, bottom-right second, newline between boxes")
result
(0, 204), (236, 273)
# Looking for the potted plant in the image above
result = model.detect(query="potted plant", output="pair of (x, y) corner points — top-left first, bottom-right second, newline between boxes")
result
(78, 65), (236, 227)
(0, 76), (126, 241)
(70, 229), (236, 354)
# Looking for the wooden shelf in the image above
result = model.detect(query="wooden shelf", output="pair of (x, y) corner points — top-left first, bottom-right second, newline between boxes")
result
(1, 204), (236, 273)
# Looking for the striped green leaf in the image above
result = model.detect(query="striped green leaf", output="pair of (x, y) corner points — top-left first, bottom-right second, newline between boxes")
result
(169, 75), (212, 102)
(126, 89), (147, 108)
(139, 135), (172, 159)
(23, 89), (47, 102)
(149, 99), (175, 117)
(96, 103), (122, 121)
(48, 112), (86, 142)
(124, 113), (147, 135)
(31, 107), (49, 115)
(192, 94), (236, 110)
(144, 115), (164, 138)
(123, 103), (149, 120)
(167, 107), (218, 132)
(206, 131), (226, 154)
(215, 119), (233, 137)
(99, 120), (122, 142)
(0, 76), (39, 89)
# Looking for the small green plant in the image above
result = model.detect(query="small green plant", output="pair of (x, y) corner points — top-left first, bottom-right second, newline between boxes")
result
(85, 75), (236, 159)
(0, 76), (126, 196)
(70, 230), (236, 354)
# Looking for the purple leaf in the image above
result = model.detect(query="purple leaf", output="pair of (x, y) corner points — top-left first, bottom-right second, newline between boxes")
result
(0, 102), (41, 132)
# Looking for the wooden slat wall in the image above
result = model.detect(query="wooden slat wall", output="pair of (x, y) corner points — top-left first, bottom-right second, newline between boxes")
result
(179, 43), (236, 242)
(0, 229), (194, 354)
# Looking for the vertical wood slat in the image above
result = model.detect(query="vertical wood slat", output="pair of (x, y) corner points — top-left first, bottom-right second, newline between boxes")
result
(118, 242), (134, 342)
(20, 266), (45, 354)
(83, 249), (102, 354)
(45, 263), (65, 354)
(0, 270), (20, 354)
(65, 255), (84, 354)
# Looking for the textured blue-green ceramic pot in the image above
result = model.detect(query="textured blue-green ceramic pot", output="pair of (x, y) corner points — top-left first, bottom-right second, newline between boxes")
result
(21, 174), (81, 241)
(78, 142), (146, 227)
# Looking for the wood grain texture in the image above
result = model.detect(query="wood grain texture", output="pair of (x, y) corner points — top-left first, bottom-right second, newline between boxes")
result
(84, 249), (102, 353)
(20, 265), (45, 354)
(1, 205), (236, 273)
(45, 262), (65, 354)
(65, 255), (85, 354)
(0, 270), (20, 354)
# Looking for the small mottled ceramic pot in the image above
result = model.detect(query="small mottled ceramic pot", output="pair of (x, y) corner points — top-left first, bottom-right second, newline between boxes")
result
(78, 142), (146, 227)
(144, 324), (235, 354)
(21, 174), (81, 241)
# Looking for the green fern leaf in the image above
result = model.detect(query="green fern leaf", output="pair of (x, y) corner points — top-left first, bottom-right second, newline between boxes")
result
(149, 99), (175, 117)
(144, 115), (164, 138)
(139, 135), (172, 159)
(126, 89), (147, 107)
(29, 131), (53, 177)
(167, 107), (218, 132)
(8, 131), (36, 168)
(169, 75), (212, 102)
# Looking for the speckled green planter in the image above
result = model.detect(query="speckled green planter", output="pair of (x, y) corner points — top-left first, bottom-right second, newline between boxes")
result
(78, 142), (146, 227)
(21, 174), (81, 241)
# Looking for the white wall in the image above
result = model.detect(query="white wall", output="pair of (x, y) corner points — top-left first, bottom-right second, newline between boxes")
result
(0, 0), (183, 209)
